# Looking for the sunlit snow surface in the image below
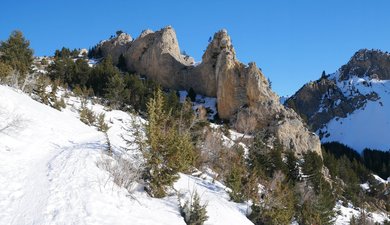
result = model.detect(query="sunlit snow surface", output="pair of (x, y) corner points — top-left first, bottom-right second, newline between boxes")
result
(0, 85), (252, 225)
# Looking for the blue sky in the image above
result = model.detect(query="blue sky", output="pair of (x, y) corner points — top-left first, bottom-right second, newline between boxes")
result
(1, 0), (390, 96)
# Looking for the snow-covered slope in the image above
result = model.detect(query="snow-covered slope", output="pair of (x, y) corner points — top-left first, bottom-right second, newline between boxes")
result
(286, 49), (390, 152)
(319, 77), (390, 152)
(335, 201), (389, 225)
(0, 85), (253, 225)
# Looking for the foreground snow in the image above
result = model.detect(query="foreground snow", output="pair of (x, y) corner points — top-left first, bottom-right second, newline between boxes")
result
(0, 85), (253, 225)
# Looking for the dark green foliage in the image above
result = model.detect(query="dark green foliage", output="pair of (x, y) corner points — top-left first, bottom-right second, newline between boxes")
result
(72, 59), (91, 86)
(88, 55), (119, 96)
(302, 151), (323, 193)
(187, 87), (196, 102)
(285, 151), (300, 183)
(165, 90), (181, 116)
(322, 142), (362, 162)
(144, 88), (197, 198)
(47, 47), (161, 113)
(248, 133), (286, 179)
(117, 54), (127, 71)
(49, 47), (91, 88)
(248, 132), (270, 178)
(321, 142), (390, 207)
(123, 73), (158, 112)
(48, 57), (74, 84)
(363, 148), (390, 179)
(247, 204), (262, 224)
(54, 47), (79, 59)
(79, 101), (96, 126)
(0, 30), (33, 82)
(181, 192), (208, 225)
(300, 151), (336, 224)
(104, 72), (125, 109)
(225, 146), (247, 202)
(316, 181), (336, 224)
(0, 62), (12, 79)
(35, 75), (51, 104)
(366, 175), (386, 197)
(88, 45), (103, 58)
(249, 172), (295, 225)
(323, 142), (389, 180)
(97, 113), (109, 132)
(298, 181), (336, 225)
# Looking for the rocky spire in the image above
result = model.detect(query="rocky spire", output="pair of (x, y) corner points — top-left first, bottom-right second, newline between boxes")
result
(339, 49), (390, 80)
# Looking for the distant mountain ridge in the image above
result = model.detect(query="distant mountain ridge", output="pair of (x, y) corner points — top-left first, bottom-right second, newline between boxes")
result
(286, 49), (390, 152)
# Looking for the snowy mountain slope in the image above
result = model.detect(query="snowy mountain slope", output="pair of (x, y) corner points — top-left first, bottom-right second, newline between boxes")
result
(319, 77), (390, 152)
(0, 86), (106, 224)
(286, 49), (390, 152)
(0, 85), (254, 225)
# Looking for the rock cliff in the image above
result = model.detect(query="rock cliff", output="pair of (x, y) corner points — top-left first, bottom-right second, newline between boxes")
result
(93, 26), (322, 156)
(98, 32), (133, 65)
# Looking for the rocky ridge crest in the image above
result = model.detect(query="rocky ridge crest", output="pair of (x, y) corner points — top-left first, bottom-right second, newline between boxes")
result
(286, 49), (386, 136)
(93, 26), (322, 156)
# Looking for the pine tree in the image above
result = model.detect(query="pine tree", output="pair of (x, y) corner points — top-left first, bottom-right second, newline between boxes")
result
(117, 54), (127, 71)
(97, 113), (109, 132)
(301, 152), (336, 224)
(105, 72), (125, 109)
(79, 101), (96, 126)
(88, 55), (119, 96)
(181, 191), (208, 225)
(0, 30), (33, 76)
(73, 58), (91, 87)
(225, 148), (246, 202)
(144, 88), (196, 198)
(250, 172), (295, 225)
(248, 131), (271, 179)
(302, 151), (323, 193)
(165, 90), (181, 116)
(187, 87), (196, 102)
(285, 151), (300, 183)
(315, 180), (336, 225)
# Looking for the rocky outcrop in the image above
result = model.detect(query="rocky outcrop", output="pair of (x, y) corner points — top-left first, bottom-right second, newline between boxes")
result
(286, 49), (385, 134)
(94, 26), (322, 156)
(98, 33), (133, 65)
(339, 49), (390, 81)
(124, 26), (195, 89)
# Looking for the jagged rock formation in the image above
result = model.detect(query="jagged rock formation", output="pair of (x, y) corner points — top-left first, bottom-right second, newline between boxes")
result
(285, 76), (379, 132)
(286, 49), (389, 144)
(124, 27), (195, 89)
(98, 32), (133, 65)
(93, 26), (322, 156)
(339, 49), (390, 80)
